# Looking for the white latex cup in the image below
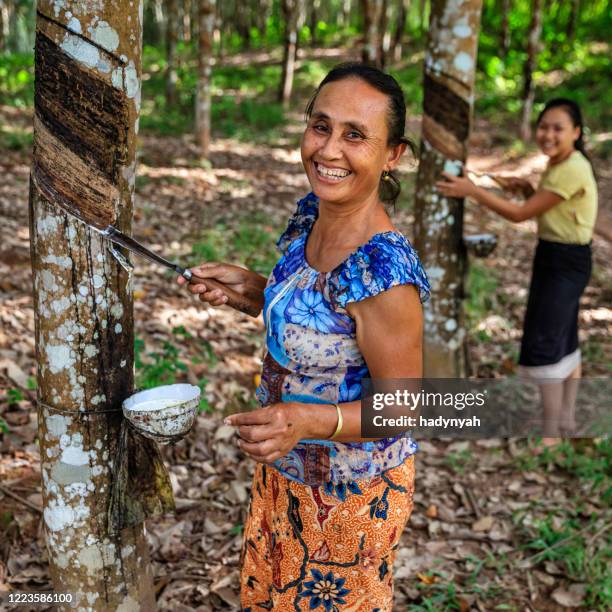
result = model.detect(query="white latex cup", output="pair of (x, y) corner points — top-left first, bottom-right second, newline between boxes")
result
(122, 384), (200, 444)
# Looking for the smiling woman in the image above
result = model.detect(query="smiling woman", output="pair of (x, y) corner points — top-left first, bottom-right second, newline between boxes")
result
(178, 62), (430, 610)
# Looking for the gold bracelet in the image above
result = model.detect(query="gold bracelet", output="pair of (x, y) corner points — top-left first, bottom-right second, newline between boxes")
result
(330, 403), (343, 440)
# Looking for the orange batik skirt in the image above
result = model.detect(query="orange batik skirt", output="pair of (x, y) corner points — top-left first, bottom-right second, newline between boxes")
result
(240, 456), (416, 611)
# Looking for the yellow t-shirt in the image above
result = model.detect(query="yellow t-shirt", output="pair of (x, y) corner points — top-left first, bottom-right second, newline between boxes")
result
(537, 150), (598, 244)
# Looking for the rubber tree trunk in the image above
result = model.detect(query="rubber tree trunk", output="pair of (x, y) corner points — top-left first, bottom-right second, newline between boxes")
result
(29, 2), (154, 610)
(361, 0), (383, 66)
(166, 0), (179, 105)
(309, 0), (321, 47)
(520, 0), (542, 141)
(391, 0), (410, 63)
(566, 0), (580, 40)
(339, 0), (352, 28)
(500, 0), (510, 56)
(182, 0), (192, 43)
(378, 0), (392, 68)
(413, 0), (482, 377)
(278, 0), (301, 107)
(196, 0), (215, 159)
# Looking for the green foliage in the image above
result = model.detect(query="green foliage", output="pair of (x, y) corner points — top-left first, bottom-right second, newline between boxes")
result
(478, 0), (610, 130)
(213, 96), (285, 142)
(134, 328), (217, 413)
(0, 53), (34, 107)
(189, 212), (282, 276)
(444, 448), (473, 475)
(0, 417), (9, 434)
(521, 513), (612, 608)
(7, 389), (24, 403)
(134, 335), (188, 389)
(0, 126), (33, 151)
(465, 263), (499, 330)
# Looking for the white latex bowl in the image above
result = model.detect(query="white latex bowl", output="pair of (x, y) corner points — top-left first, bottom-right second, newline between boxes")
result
(122, 384), (200, 444)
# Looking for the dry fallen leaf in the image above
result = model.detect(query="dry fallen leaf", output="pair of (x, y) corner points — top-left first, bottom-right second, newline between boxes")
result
(416, 572), (437, 585)
(425, 504), (438, 518)
(551, 584), (586, 608)
(472, 515), (494, 532)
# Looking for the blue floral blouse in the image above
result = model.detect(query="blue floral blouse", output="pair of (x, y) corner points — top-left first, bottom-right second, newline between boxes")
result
(256, 192), (430, 499)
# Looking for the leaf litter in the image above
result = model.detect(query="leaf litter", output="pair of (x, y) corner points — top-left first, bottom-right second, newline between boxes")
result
(0, 102), (611, 609)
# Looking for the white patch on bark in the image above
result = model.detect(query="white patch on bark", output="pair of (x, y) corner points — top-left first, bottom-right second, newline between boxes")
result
(452, 23), (472, 38)
(61, 444), (90, 466)
(46, 414), (71, 438)
(44, 499), (76, 531)
(453, 51), (473, 73)
(89, 21), (120, 52)
(46, 344), (75, 373)
(42, 254), (73, 269)
(83, 345), (99, 358)
(110, 302), (124, 318)
(60, 33), (100, 69)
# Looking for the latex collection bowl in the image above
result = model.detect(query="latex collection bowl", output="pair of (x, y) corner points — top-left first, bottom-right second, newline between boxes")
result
(122, 384), (200, 444)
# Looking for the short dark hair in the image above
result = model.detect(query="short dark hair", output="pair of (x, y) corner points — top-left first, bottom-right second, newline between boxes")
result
(537, 98), (590, 163)
(304, 62), (414, 207)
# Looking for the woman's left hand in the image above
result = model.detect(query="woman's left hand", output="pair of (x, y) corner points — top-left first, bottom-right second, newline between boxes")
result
(225, 403), (306, 464)
(436, 172), (478, 198)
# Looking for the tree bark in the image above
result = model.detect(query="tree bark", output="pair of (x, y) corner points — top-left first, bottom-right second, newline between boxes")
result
(378, 0), (392, 68)
(361, 0), (383, 67)
(30, 1), (154, 609)
(500, 0), (510, 55)
(391, 0), (410, 63)
(182, 0), (192, 43)
(278, 0), (301, 106)
(165, 0), (179, 105)
(309, 0), (321, 47)
(566, 0), (580, 40)
(339, 0), (352, 28)
(413, 0), (483, 377)
(196, 0), (215, 159)
(520, 0), (542, 141)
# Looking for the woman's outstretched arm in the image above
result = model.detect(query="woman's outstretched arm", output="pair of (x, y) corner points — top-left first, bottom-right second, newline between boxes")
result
(436, 172), (563, 223)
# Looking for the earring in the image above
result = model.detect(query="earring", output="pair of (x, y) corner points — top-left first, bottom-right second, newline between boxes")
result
(382, 170), (391, 181)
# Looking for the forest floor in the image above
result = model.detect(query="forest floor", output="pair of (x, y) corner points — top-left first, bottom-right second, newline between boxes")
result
(0, 83), (611, 611)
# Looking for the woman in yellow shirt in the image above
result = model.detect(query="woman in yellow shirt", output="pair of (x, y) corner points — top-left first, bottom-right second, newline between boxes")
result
(436, 98), (597, 445)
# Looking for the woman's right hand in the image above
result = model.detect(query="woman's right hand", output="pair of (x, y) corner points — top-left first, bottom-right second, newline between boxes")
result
(177, 262), (265, 308)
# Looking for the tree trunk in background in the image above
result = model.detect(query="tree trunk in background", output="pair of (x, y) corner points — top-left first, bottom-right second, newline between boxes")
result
(520, 0), (542, 141)
(419, 0), (427, 33)
(567, 0), (580, 39)
(413, 0), (482, 377)
(255, 0), (271, 37)
(378, 0), (392, 67)
(361, 0), (383, 66)
(500, 0), (510, 55)
(196, 0), (215, 159)
(339, 0), (352, 28)
(154, 0), (165, 38)
(30, 2), (154, 609)
(183, 0), (192, 43)
(0, 3), (6, 52)
(166, 0), (179, 105)
(309, 0), (321, 46)
(392, 0), (410, 62)
(278, 0), (301, 106)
